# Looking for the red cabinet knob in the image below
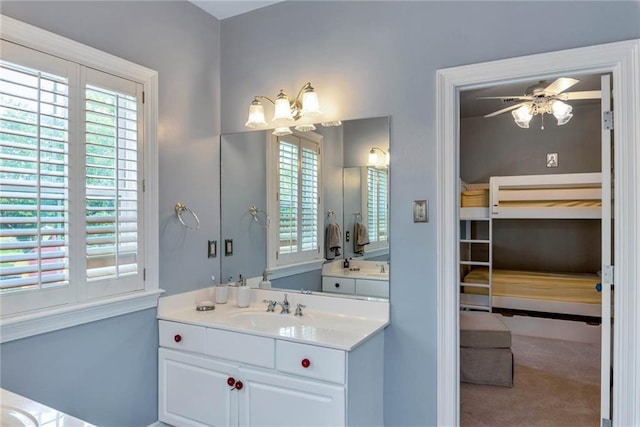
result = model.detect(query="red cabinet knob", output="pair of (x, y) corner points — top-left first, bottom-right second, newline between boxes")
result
(235, 381), (243, 390)
(301, 358), (311, 368)
(174, 334), (182, 343)
(227, 377), (236, 387)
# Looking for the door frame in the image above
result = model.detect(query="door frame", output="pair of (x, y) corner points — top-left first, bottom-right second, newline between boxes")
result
(435, 39), (640, 426)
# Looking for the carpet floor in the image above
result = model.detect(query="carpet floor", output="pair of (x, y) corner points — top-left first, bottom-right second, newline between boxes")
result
(461, 334), (601, 427)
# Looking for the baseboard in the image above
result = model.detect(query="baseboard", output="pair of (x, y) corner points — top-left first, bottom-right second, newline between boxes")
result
(499, 314), (600, 344)
(148, 421), (170, 427)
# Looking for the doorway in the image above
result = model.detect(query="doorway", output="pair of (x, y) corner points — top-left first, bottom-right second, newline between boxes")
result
(435, 39), (640, 426)
(457, 73), (605, 425)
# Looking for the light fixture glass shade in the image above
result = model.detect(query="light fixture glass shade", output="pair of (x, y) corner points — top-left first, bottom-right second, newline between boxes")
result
(272, 127), (292, 136)
(386, 150), (390, 166)
(245, 99), (268, 128)
(368, 149), (378, 166)
(551, 100), (573, 125)
(272, 90), (294, 123)
(294, 123), (316, 132)
(512, 105), (533, 128)
(301, 88), (322, 119)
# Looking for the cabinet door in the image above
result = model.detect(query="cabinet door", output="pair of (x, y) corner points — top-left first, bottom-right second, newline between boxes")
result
(321, 276), (356, 295)
(355, 279), (389, 298)
(238, 367), (345, 427)
(159, 348), (238, 427)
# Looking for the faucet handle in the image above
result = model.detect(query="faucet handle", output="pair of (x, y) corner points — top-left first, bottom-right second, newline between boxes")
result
(263, 299), (276, 312)
(294, 303), (306, 317)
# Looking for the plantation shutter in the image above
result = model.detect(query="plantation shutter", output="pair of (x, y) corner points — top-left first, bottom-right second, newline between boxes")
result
(367, 167), (388, 245)
(84, 68), (143, 299)
(277, 134), (320, 263)
(0, 41), (72, 315)
(0, 41), (145, 315)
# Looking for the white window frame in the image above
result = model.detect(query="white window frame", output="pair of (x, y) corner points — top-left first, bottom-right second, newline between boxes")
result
(266, 130), (324, 279)
(0, 15), (160, 343)
(361, 166), (389, 255)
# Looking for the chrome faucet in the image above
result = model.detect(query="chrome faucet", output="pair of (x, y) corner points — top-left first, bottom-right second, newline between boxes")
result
(277, 294), (290, 314)
(294, 303), (306, 317)
(263, 299), (277, 312)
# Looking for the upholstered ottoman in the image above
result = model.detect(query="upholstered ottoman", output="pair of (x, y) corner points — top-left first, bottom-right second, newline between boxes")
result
(460, 311), (513, 387)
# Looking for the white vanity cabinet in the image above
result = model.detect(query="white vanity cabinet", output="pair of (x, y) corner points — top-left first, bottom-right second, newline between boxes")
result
(322, 275), (389, 298)
(158, 319), (384, 427)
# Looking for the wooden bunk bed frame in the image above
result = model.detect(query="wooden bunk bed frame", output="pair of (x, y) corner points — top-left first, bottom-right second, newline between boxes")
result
(460, 172), (603, 318)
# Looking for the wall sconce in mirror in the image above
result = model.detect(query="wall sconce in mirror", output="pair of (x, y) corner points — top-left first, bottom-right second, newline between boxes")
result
(368, 147), (389, 168)
(245, 82), (323, 136)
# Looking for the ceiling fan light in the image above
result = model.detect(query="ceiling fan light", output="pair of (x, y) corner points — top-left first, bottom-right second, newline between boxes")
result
(556, 113), (573, 126)
(511, 105), (532, 128)
(551, 100), (572, 119)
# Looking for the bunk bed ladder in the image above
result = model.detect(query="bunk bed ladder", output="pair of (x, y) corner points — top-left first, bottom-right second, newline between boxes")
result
(459, 214), (492, 312)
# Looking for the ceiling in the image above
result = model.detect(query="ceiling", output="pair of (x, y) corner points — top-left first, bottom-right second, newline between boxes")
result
(189, 0), (285, 20)
(460, 73), (602, 119)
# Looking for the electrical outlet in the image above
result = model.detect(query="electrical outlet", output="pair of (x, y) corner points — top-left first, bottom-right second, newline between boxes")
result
(546, 152), (558, 168)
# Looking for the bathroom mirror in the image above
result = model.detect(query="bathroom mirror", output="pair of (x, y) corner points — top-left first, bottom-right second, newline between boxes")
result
(220, 116), (390, 299)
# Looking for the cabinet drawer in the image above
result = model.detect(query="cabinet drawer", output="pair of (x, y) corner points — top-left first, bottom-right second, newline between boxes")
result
(322, 276), (355, 295)
(206, 328), (275, 369)
(276, 340), (346, 384)
(159, 320), (206, 354)
(355, 279), (389, 298)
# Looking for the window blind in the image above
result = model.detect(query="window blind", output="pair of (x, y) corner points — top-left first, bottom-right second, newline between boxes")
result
(0, 59), (70, 298)
(367, 167), (388, 244)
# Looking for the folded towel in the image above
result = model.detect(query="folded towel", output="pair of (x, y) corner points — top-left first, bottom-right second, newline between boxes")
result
(325, 223), (341, 260)
(354, 222), (369, 255)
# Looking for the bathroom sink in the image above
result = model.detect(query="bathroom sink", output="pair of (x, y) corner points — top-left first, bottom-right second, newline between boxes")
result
(0, 405), (39, 427)
(226, 311), (309, 330)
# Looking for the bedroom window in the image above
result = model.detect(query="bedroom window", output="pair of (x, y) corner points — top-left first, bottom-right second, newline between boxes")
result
(267, 131), (324, 270)
(0, 16), (158, 342)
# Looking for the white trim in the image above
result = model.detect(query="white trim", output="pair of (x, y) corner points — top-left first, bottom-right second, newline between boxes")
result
(0, 15), (160, 340)
(1, 289), (164, 343)
(436, 39), (640, 426)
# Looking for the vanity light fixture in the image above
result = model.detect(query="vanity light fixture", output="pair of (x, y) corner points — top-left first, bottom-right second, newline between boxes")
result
(368, 147), (390, 168)
(245, 82), (323, 136)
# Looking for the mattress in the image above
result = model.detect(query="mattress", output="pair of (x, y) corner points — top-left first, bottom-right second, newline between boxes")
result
(463, 267), (601, 304)
(461, 189), (489, 207)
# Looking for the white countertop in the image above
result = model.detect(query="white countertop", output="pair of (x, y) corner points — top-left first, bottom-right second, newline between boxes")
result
(158, 288), (389, 351)
(1, 388), (94, 427)
(321, 259), (389, 281)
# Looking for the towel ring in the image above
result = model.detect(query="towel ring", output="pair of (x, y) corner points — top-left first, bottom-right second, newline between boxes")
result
(175, 202), (200, 230)
(249, 205), (270, 228)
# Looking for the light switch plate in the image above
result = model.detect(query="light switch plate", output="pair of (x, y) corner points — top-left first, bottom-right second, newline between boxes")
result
(413, 200), (428, 223)
(547, 152), (558, 168)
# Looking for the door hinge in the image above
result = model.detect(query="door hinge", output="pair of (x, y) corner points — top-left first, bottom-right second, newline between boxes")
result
(276, 251), (279, 260)
(603, 265), (614, 285)
(143, 268), (146, 281)
(603, 111), (614, 130)
(602, 418), (612, 427)
(142, 91), (145, 104)
(142, 179), (146, 192)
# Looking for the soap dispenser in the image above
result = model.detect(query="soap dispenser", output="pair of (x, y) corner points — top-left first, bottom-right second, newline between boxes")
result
(343, 257), (350, 269)
(259, 270), (272, 289)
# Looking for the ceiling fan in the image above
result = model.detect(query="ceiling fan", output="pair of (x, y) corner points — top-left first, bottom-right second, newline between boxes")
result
(480, 77), (601, 129)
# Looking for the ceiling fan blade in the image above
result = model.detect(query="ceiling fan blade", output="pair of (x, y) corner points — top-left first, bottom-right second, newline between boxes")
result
(543, 77), (579, 95)
(477, 96), (532, 100)
(564, 90), (602, 100)
(484, 102), (528, 118)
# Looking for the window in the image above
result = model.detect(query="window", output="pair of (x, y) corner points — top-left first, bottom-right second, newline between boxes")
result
(0, 16), (158, 342)
(267, 131), (323, 272)
(363, 166), (389, 251)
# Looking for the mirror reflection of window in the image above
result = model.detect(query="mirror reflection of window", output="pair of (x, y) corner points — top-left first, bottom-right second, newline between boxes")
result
(272, 131), (323, 267)
(364, 166), (389, 251)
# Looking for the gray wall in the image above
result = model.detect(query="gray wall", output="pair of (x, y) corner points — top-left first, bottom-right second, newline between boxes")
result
(220, 2), (639, 425)
(0, 2), (221, 426)
(0, 1), (638, 426)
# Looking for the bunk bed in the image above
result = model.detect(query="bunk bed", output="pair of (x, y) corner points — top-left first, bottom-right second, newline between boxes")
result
(459, 172), (603, 318)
